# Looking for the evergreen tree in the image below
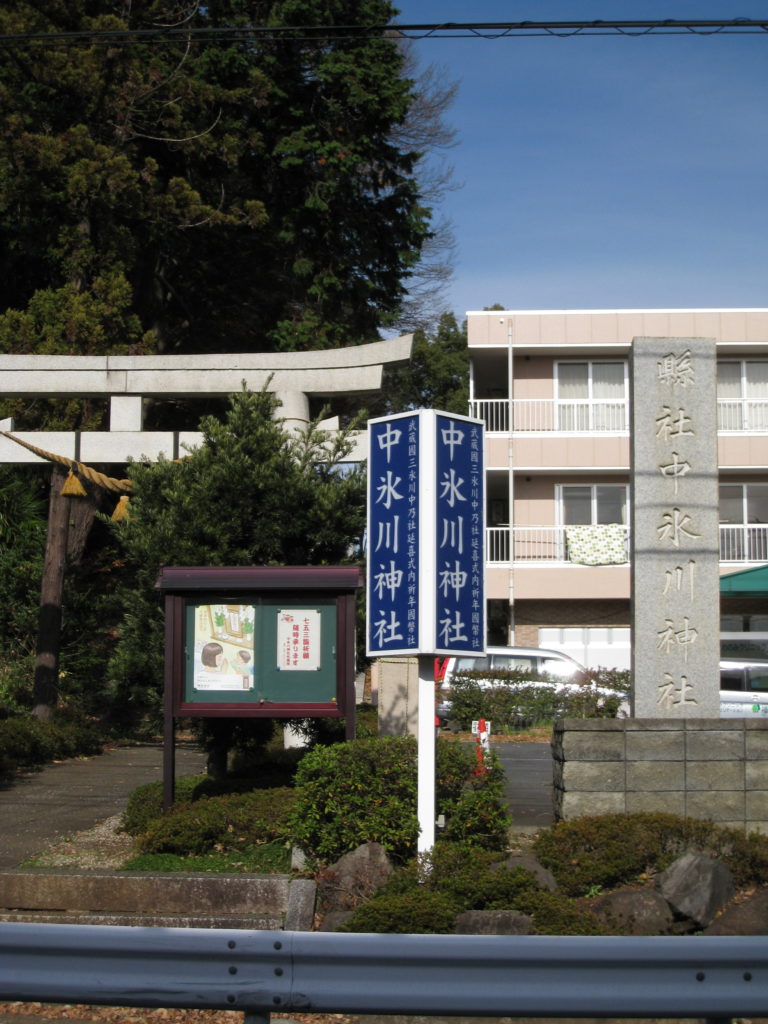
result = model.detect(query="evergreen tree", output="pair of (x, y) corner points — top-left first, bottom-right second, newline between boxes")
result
(0, 467), (47, 708)
(106, 387), (365, 724)
(378, 312), (469, 415)
(0, 0), (433, 384)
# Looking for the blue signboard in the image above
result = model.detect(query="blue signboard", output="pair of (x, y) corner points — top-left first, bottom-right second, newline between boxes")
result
(367, 413), (420, 655)
(367, 410), (485, 657)
(434, 412), (485, 654)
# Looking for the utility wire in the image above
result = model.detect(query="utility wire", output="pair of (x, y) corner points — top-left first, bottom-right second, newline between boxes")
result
(0, 19), (767, 48)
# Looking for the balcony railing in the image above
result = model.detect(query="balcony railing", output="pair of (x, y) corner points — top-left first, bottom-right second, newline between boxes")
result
(717, 398), (768, 431)
(486, 525), (630, 564)
(720, 524), (768, 562)
(470, 398), (768, 434)
(471, 398), (510, 433)
(486, 524), (768, 564)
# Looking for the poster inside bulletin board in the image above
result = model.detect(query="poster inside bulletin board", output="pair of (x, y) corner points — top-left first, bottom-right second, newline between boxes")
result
(183, 597), (337, 705)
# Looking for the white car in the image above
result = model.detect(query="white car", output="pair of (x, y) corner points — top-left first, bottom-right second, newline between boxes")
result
(720, 659), (768, 717)
(440, 646), (584, 690)
(435, 646), (626, 726)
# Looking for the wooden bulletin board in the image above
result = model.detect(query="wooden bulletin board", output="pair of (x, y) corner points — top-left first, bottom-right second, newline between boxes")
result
(157, 566), (361, 719)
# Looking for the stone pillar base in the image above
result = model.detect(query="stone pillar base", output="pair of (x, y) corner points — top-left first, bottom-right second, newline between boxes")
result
(553, 717), (768, 833)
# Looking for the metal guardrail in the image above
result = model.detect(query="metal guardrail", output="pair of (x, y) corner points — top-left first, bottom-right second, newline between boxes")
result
(1, 922), (768, 1019)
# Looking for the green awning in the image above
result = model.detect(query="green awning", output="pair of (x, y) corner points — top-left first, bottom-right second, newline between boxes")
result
(720, 564), (768, 595)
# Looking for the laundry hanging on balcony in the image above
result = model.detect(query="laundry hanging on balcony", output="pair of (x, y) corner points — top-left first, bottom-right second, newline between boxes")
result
(564, 523), (628, 565)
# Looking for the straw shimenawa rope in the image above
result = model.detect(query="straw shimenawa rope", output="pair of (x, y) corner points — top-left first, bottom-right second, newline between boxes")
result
(0, 431), (132, 494)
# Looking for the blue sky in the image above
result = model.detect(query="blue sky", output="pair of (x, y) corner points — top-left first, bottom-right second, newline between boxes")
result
(393, 1), (768, 320)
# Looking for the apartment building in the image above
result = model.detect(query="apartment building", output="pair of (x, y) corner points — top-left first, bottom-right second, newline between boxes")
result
(468, 308), (768, 669)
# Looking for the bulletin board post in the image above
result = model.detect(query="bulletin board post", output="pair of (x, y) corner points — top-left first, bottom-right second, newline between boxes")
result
(367, 410), (486, 855)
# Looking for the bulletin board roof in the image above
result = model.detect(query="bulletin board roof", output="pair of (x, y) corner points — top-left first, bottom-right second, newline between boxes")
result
(155, 565), (362, 592)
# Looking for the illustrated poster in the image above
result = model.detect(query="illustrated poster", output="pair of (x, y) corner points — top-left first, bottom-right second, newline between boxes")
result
(193, 604), (255, 690)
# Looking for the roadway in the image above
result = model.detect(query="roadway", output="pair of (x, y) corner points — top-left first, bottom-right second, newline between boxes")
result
(491, 740), (555, 830)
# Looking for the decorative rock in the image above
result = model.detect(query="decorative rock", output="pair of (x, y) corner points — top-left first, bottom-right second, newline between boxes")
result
(704, 889), (768, 935)
(591, 888), (675, 935)
(316, 842), (394, 913)
(656, 851), (734, 927)
(495, 854), (558, 892)
(455, 909), (533, 935)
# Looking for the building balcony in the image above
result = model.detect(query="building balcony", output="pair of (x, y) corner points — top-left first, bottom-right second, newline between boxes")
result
(486, 524), (768, 566)
(471, 399), (768, 435)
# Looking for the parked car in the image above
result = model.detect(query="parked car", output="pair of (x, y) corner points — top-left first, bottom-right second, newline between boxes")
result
(436, 646), (627, 727)
(720, 658), (768, 717)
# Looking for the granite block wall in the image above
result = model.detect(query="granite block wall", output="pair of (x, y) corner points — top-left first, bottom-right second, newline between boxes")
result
(553, 718), (768, 833)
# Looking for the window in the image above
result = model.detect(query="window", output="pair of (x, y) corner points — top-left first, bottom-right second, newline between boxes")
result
(719, 483), (768, 561)
(560, 484), (628, 525)
(556, 361), (627, 431)
(717, 361), (768, 430)
(558, 485), (629, 564)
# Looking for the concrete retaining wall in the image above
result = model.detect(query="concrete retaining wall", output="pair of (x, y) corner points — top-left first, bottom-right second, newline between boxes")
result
(553, 718), (768, 833)
(0, 870), (316, 930)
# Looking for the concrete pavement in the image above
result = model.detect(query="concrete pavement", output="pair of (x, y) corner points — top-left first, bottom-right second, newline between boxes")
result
(0, 742), (207, 869)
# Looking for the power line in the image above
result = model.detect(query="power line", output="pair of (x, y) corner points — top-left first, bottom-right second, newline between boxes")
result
(393, 19), (768, 38)
(0, 19), (767, 49)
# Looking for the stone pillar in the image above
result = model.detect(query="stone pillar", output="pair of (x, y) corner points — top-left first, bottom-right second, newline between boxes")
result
(274, 390), (309, 430)
(631, 337), (720, 717)
(373, 657), (419, 737)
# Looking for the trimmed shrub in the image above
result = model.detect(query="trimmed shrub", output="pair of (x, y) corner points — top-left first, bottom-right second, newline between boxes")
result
(121, 752), (303, 837)
(533, 812), (768, 896)
(340, 843), (609, 935)
(435, 736), (489, 800)
(137, 787), (298, 855)
(341, 888), (460, 933)
(121, 776), (211, 836)
(288, 736), (510, 864)
(441, 788), (511, 849)
(288, 736), (419, 863)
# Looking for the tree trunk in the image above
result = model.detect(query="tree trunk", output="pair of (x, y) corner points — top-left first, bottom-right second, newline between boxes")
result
(33, 466), (69, 720)
(32, 464), (101, 720)
(204, 719), (234, 779)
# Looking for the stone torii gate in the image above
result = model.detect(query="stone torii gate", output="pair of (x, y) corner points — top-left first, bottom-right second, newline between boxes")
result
(0, 336), (412, 718)
(0, 335), (412, 467)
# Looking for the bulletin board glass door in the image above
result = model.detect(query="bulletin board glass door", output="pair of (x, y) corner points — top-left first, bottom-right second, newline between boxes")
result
(183, 596), (338, 706)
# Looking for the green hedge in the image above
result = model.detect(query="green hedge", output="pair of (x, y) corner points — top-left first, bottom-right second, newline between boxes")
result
(136, 787), (298, 855)
(121, 757), (301, 837)
(0, 715), (102, 780)
(446, 667), (629, 731)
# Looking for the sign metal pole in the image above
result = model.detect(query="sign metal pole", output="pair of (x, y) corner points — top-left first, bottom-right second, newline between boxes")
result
(417, 655), (436, 854)
(367, 410), (485, 855)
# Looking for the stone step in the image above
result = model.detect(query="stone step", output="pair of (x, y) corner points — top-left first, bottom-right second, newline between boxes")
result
(0, 871), (316, 930)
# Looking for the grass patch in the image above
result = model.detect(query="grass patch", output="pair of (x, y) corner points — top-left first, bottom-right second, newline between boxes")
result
(440, 723), (553, 743)
(120, 841), (291, 873)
